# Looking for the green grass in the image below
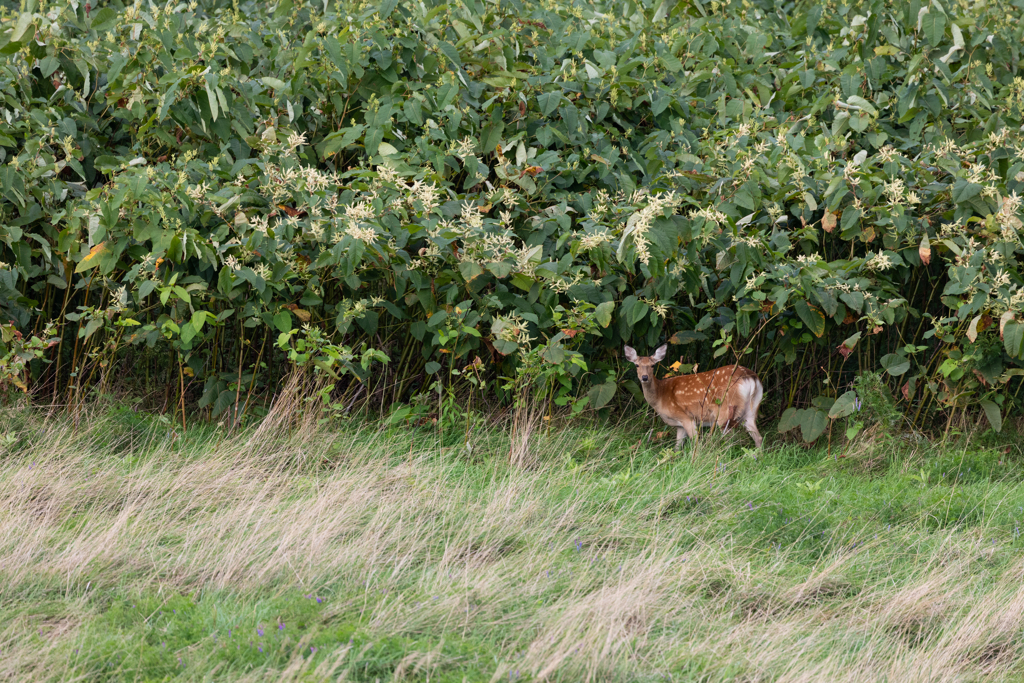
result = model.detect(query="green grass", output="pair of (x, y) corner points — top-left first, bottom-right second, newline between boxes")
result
(3, 402), (1024, 682)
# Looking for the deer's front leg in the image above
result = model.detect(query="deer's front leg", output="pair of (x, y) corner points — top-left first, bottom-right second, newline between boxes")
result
(677, 418), (697, 451)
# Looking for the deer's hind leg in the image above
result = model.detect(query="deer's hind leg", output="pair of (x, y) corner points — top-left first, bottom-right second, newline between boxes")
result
(744, 411), (763, 448)
(715, 404), (738, 433)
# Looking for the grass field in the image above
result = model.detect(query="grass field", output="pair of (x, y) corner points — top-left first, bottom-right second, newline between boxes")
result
(3, 402), (1024, 682)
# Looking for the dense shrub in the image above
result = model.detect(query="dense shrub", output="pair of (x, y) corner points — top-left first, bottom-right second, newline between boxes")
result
(1, 0), (1024, 437)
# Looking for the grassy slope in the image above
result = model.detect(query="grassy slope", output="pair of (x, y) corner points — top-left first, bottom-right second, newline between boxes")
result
(3, 404), (1024, 682)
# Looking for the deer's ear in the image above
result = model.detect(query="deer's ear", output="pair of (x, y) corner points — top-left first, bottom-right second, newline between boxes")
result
(623, 346), (638, 363)
(651, 344), (668, 362)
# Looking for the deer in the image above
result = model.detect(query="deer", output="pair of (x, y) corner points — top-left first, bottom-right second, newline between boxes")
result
(624, 344), (764, 449)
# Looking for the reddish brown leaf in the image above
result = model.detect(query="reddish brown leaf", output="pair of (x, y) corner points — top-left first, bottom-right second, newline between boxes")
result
(821, 211), (837, 233)
(278, 204), (307, 218)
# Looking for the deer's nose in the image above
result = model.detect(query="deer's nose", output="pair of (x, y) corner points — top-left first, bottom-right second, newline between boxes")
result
(641, 374), (649, 382)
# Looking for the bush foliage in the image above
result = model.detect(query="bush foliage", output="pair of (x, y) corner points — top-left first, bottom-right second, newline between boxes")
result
(2, 0), (1024, 437)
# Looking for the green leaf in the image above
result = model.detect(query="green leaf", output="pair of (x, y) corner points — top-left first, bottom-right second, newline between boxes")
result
(1004, 321), (1024, 359)
(921, 12), (946, 47)
(587, 380), (616, 409)
(378, 0), (399, 18)
(356, 310), (379, 336)
(486, 261), (514, 278)
(778, 407), (800, 433)
(812, 287), (838, 318)
(951, 179), (982, 205)
(828, 390), (859, 419)
(846, 95), (877, 117)
(980, 399), (1002, 433)
(204, 80), (219, 121)
(880, 353), (911, 376)
(425, 361), (442, 374)
(180, 321), (197, 344)
(594, 301), (614, 328)
(537, 91), (562, 116)
(629, 299), (650, 326)
(799, 408), (829, 443)
(427, 310), (447, 328)
(212, 389), (237, 418)
(794, 300), (826, 337)
(403, 98), (423, 125)
(669, 330), (708, 345)
(481, 122), (504, 154)
(839, 291), (864, 313)
(38, 56), (60, 78)
(840, 206), (861, 233)
(274, 311), (292, 332)
(91, 7), (117, 30)
(11, 13), (34, 42)
(437, 41), (462, 68)
(458, 261), (484, 283)
(318, 125), (365, 157)
(261, 77), (288, 92)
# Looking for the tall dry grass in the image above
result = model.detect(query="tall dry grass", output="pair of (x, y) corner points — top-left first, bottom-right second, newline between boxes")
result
(0, 405), (1022, 681)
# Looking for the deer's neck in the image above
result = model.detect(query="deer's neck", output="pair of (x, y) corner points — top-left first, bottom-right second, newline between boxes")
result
(641, 374), (662, 407)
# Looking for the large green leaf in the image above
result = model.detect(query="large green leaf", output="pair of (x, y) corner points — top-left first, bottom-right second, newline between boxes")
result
(778, 407), (800, 433)
(828, 390), (859, 419)
(1004, 321), (1024, 359)
(880, 353), (911, 376)
(799, 408), (829, 443)
(274, 311), (292, 333)
(980, 400), (1002, 433)
(794, 300), (826, 337)
(921, 12), (946, 47)
(587, 381), (616, 409)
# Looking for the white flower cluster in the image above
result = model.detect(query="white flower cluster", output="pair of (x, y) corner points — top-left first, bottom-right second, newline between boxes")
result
(625, 191), (681, 264)
(577, 230), (610, 250)
(864, 251), (894, 272)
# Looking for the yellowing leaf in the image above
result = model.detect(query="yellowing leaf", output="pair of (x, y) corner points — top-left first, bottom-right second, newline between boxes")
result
(669, 361), (682, 371)
(75, 242), (109, 273)
(967, 314), (981, 343)
(1000, 311), (1015, 339)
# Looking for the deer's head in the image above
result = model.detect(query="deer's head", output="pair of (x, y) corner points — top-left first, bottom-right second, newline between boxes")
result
(624, 344), (667, 385)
